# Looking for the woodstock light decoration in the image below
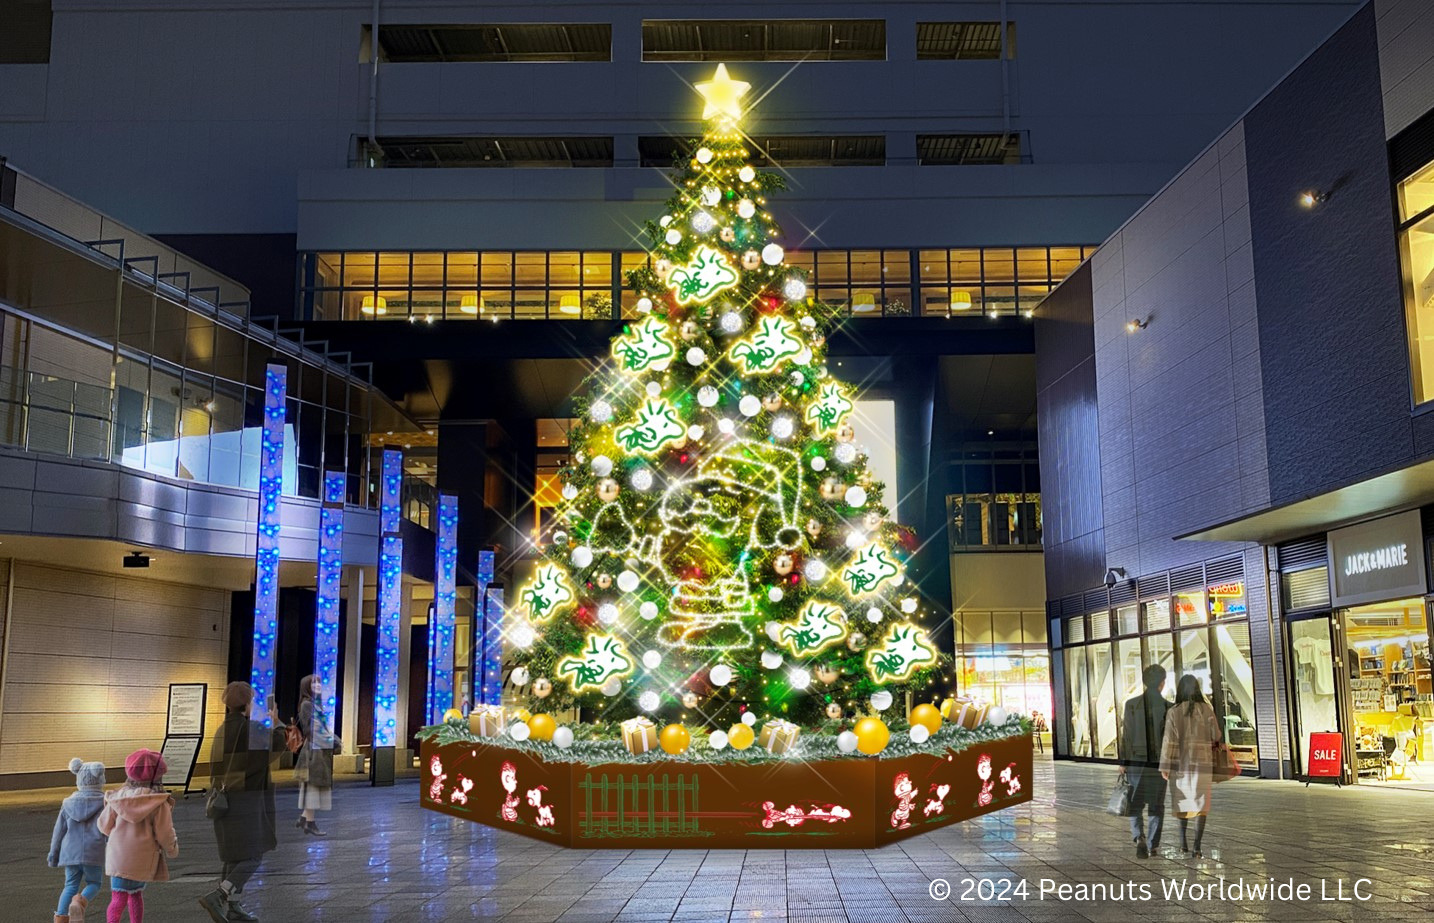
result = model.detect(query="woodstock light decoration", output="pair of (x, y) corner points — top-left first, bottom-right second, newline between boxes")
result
(805, 382), (854, 435)
(864, 622), (939, 683)
(614, 398), (686, 454)
(841, 543), (902, 596)
(667, 245), (739, 305)
(776, 600), (849, 657)
(728, 315), (805, 374)
(517, 563), (575, 623)
(611, 316), (676, 373)
(558, 632), (634, 692)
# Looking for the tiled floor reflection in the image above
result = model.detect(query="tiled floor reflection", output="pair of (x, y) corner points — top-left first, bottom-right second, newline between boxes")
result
(6, 757), (1434, 921)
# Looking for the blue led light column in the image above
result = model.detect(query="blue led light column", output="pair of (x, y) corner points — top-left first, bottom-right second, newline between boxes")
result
(249, 364), (286, 743)
(473, 550), (497, 706)
(313, 471), (346, 718)
(480, 582), (504, 707)
(427, 494), (458, 725)
(372, 449), (403, 785)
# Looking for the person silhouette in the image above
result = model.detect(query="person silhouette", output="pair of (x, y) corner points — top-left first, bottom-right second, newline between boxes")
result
(1119, 664), (1170, 859)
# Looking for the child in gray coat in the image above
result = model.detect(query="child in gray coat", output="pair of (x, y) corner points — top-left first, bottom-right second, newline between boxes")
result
(48, 758), (108, 923)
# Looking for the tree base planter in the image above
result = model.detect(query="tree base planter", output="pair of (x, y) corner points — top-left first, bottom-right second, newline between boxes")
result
(420, 732), (1032, 848)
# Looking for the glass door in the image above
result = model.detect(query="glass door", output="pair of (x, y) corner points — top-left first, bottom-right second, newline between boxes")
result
(1287, 614), (1340, 778)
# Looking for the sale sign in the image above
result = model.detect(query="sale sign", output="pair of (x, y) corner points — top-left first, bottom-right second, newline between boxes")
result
(1307, 732), (1343, 781)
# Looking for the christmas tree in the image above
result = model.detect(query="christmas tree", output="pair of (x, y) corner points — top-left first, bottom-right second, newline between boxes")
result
(506, 64), (944, 745)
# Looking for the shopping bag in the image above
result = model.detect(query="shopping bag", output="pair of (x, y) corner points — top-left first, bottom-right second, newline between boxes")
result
(1106, 777), (1133, 816)
(1213, 743), (1241, 783)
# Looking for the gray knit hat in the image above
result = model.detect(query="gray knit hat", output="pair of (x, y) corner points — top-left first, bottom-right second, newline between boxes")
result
(69, 757), (105, 791)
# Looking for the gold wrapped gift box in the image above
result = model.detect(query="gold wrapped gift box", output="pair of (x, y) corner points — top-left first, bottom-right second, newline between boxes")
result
(621, 716), (659, 755)
(941, 697), (989, 730)
(758, 719), (801, 755)
(468, 704), (505, 738)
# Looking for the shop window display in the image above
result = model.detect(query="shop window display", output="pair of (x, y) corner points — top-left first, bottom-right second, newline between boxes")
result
(1343, 599), (1432, 783)
(953, 611), (1051, 719)
(1290, 616), (1338, 777)
(1066, 646), (1091, 757)
(1089, 641), (1118, 758)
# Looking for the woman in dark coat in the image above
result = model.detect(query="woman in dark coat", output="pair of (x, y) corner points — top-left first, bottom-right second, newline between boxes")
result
(295, 673), (338, 836)
(198, 681), (281, 923)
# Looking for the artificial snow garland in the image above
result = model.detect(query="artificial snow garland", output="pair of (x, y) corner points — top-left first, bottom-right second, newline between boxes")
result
(419, 715), (1032, 765)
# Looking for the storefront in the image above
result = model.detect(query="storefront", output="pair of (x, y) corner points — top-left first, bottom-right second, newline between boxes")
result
(1280, 511), (1434, 786)
(1049, 554), (1262, 772)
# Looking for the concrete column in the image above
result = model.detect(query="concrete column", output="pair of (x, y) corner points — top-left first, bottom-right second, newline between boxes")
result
(337, 565), (365, 773)
(394, 578), (416, 763)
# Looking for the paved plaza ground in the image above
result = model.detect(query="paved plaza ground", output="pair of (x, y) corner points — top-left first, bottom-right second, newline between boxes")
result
(5, 755), (1434, 922)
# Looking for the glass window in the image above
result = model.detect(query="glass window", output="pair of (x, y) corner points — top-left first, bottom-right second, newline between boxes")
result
(1145, 633), (1176, 698)
(1177, 628), (1212, 694)
(1208, 581), (1247, 619)
(1214, 620), (1259, 769)
(1116, 638), (1145, 719)
(1400, 160), (1434, 402)
(1289, 617), (1337, 776)
(1089, 642), (1118, 758)
(1174, 590), (1207, 626)
(1115, 605), (1139, 636)
(1065, 646), (1091, 758)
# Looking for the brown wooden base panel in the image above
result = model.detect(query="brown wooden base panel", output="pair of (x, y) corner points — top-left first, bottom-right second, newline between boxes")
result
(421, 733), (1032, 848)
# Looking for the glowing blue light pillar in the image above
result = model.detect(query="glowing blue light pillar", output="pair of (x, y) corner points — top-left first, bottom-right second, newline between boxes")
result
(471, 550), (495, 708)
(427, 494), (458, 725)
(314, 471), (346, 717)
(249, 364), (286, 741)
(480, 578), (504, 707)
(373, 449), (403, 784)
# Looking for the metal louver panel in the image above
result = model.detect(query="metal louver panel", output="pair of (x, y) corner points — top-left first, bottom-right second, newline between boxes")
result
(1170, 564), (1205, 592)
(1109, 581), (1137, 605)
(1082, 589), (1109, 613)
(642, 19), (885, 62)
(1137, 573), (1170, 600)
(917, 133), (1022, 165)
(638, 135), (884, 168)
(375, 24), (612, 62)
(376, 137), (614, 168)
(1277, 536), (1327, 572)
(1204, 555), (1244, 585)
(916, 22), (1004, 60)
(1283, 567), (1331, 611)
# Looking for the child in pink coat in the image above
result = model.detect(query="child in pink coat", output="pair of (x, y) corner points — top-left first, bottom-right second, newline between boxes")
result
(97, 750), (178, 923)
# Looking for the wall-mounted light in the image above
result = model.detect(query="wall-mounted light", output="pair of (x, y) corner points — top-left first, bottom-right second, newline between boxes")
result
(1125, 317), (1149, 333)
(1299, 189), (1328, 208)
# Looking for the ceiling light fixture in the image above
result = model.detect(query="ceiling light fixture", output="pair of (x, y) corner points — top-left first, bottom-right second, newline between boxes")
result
(1125, 317), (1149, 333)
(1299, 189), (1328, 208)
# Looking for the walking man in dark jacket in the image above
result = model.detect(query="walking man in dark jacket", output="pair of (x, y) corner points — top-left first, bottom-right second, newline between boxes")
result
(1119, 664), (1170, 858)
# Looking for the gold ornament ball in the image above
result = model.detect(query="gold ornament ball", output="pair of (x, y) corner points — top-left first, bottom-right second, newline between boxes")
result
(853, 716), (890, 755)
(762, 392), (783, 412)
(820, 477), (845, 501)
(728, 723), (756, 750)
(597, 478), (621, 503)
(511, 707), (533, 725)
(910, 703), (943, 735)
(528, 713), (557, 742)
(815, 664), (839, 684)
(682, 691), (700, 709)
(825, 702), (843, 720)
(595, 572), (613, 589)
(836, 423), (856, 443)
(773, 553), (794, 576)
(805, 517), (822, 539)
(862, 511), (883, 530)
(659, 723), (692, 755)
(741, 250), (761, 271)
(846, 631), (868, 652)
(655, 258), (672, 280)
(939, 697), (959, 720)
(533, 677), (553, 698)
(680, 320), (701, 340)
(720, 226), (736, 243)
(442, 708), (464, 726)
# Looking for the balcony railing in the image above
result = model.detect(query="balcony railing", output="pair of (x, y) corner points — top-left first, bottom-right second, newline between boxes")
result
(947, 492), (1042, 550)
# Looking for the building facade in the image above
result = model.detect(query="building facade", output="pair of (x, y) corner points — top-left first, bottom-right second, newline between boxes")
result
(1036, 0), (1434, 785)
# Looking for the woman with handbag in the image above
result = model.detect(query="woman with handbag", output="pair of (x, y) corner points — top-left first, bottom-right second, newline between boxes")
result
(294, 674), (339, 837)
(198, 682), (283, 923)
(1160, 674), (1222, 860)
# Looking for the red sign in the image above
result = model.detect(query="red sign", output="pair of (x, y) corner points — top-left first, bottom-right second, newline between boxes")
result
(1307, 732), (1343, 778)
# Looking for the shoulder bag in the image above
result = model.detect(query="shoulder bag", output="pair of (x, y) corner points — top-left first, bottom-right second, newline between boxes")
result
(1106, 776), (1133, 816)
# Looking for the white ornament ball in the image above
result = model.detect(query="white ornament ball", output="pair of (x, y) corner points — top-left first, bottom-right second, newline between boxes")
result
(601, 677), (622, 697)
(630, 468), (654, 491)
(645, 381), (661, 397)
(901, 597), (918, 614)
(737, 198), (756, 219)
(762, 243), (785, 266)
(639, 601), (659, 620)
(636, 296), (653, 314)
(804, 559), (829, 583)
(794, 347), (813, 366)
(509, 623), (536, 649)
(659, 215), (673, 228)
(739, 165), (756, 182)
(844, 486), (867, 508)
(845, 531), (866, 550)
(870, 690), (894, 711)
(553, 726), (574, 749)
(866, 607), (882, 623)
(771, 416), (794, 440)
(701, 186), (721, 206)
(697, 385), (720, 407)
(985, 706), (1009, 726)
(764, 621), (783, 643)
(589, 400), (613, 423)
(509, 721), (531, 742)
(511, 666), (530, 686)
(789, 668), (811, 690)
(837, 731), (859, 753)
(572, 546), (594, 568)
(709, 664), (733, 686)
(591, 454), (613, 477)
(686, 424), (705, 441)
(719, 311), (743, 334)
(717, 418), (736, 435)
(638, 690), (660, 712)
(783, 278), (807, 301)
(909, 724), (931, 744)
(739, 395), (761, 417)
(834, 442), (858, 464)
(561, 483), (578, 501)
(696, 147), (714, 163)
(768, 586), (784, 602)
(686, 347), (707, 366)
(709, 730), (729, 750)
(617, 570), (640, 592)
(811, 456), (827, 472)
(642, 650), (662, 670)
(665, 228), (682, 245)
(597, 603), (619, 626)
(742, 711), (758, 727)
(692, 211), (716, 234)
(761, 650), (784, 670)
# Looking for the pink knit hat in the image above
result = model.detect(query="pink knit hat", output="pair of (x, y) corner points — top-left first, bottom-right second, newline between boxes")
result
(124, 748), (167, 785)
